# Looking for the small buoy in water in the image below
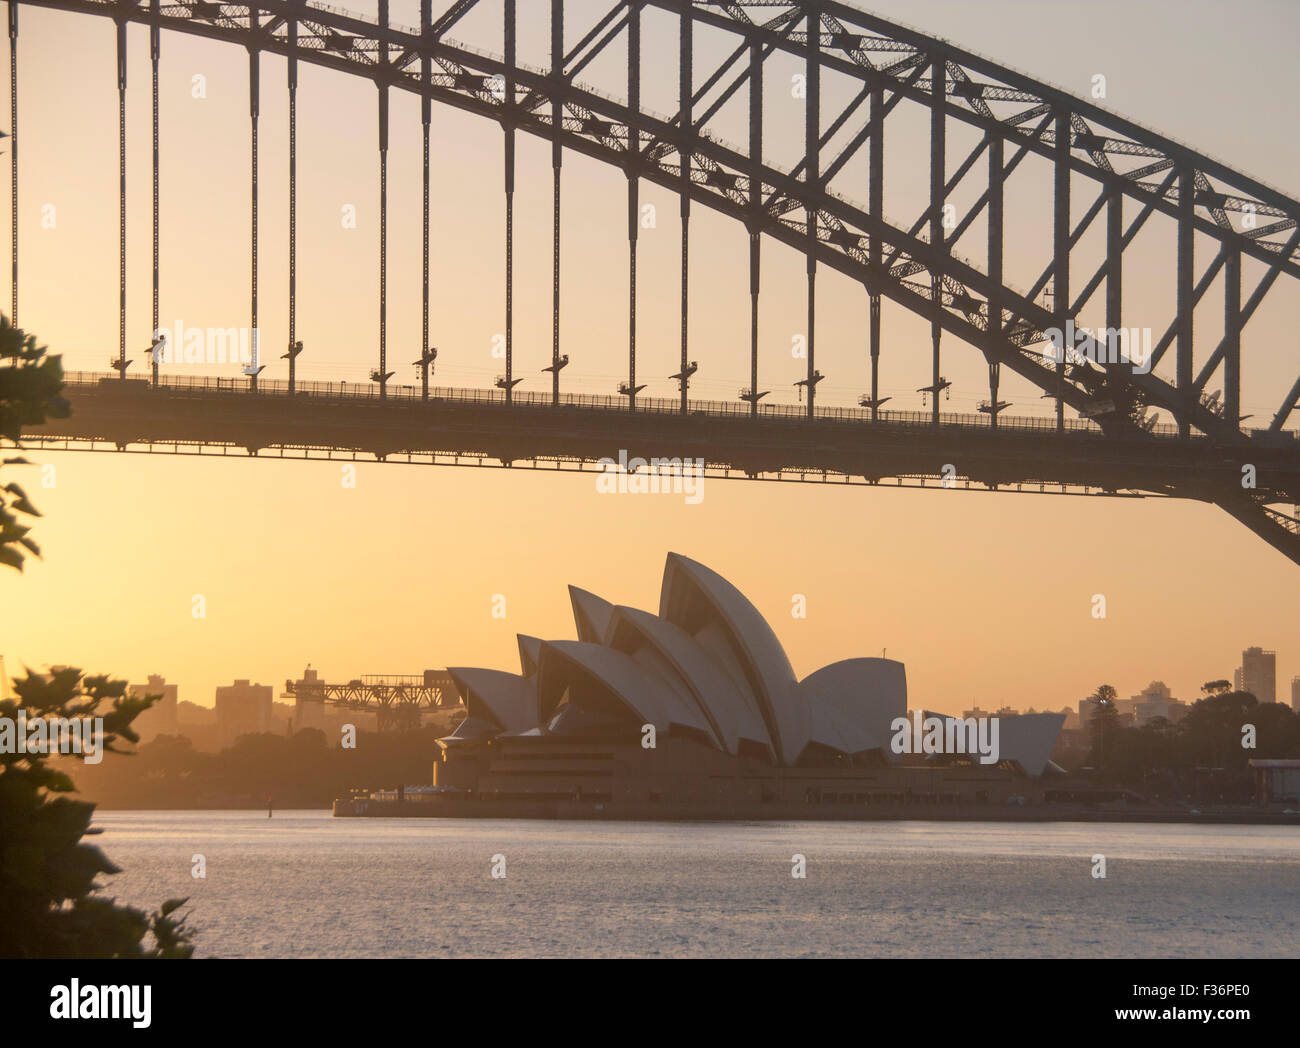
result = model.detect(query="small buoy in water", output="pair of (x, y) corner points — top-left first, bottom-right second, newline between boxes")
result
(267, 795), (274, 818)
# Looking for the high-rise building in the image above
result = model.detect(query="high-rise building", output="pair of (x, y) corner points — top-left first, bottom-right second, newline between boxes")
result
(1236, 647), (1277, 703)
(289, 666), (326, 732)
(215, 679), (273, 746)
(1292, 676), (1300, 712)
(129, 674), (179, 741)
(1132, 681), (1173, 703)
(1129, 681), (1188, 726)
(1077, 699), (1096, 737)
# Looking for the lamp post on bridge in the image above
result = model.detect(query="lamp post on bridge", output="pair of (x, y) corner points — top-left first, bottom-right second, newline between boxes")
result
(550, 0), (563, 406)
(376, 0), (389, 402)
(148, 334), (164, 386)
(542, 353), (567, 398)
(283, 340), (303, 395)
(247, 3), (260, 391)
(116, 15), (128, 379)
(672, 360), (697, 409)
(500, 0), (516, 405)
(413, 347), (437, 400)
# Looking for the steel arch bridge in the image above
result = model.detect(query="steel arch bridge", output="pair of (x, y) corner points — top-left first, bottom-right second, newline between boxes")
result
(8, 0), (1300, 562)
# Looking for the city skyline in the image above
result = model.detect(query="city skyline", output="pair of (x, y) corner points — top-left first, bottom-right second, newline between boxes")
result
(9, 628), (1289, 725)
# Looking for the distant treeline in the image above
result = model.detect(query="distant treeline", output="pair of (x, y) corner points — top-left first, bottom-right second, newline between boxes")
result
(1065, 687), (1300, 803)
(72, 726), (447, 809)
(71, 690), (1300, 809)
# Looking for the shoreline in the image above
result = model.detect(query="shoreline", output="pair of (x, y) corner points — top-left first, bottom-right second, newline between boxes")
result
(329, 797), (1300, 825)
(79, 801), (1300, 825)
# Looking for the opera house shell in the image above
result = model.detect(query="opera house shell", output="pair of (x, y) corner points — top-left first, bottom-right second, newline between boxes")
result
(434, 553), (1064, 815)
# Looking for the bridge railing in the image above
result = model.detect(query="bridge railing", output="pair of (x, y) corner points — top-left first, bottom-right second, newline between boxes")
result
(60, 369), (1223, 441)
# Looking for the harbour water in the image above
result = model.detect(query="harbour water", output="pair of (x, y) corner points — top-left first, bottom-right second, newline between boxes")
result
(89, 810), (1300, 958)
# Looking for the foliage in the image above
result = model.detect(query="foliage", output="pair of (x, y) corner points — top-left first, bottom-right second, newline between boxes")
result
(0, 314), (193, 957)
(0, 669), (194, 958)
(1084, 683), (1120, 771)
(0, 314), (69, 571)
(1076, 680), (1300, 798)
(75, 723), (447, 810)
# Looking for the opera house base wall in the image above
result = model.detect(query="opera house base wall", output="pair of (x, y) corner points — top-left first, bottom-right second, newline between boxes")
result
(337, 797), (1036, 819)
(332, 795), (1300, 823)
(409, 733), (1050, 818)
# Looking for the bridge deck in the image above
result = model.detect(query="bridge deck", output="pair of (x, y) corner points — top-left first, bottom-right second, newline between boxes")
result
(19, 374), (1298, 511)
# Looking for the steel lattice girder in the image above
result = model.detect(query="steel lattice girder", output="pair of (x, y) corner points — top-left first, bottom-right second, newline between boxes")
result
(20, 0), (1300, 441)
(12, 0), (1300, 559)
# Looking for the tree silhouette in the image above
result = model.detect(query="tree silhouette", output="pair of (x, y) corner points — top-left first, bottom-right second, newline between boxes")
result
(0, 317), (194, 957)
(0, 315), (69, 570)
(1085, 684), (1120, 772)
(0, 669), (194, 957)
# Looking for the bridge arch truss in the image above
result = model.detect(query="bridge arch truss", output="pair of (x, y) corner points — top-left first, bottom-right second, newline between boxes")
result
(8, 0), (1300, 558)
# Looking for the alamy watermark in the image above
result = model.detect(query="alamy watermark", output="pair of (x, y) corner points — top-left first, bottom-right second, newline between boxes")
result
(1041, 321), (1153, 375)
(50, 980), (150, 1028)
(890, 711), (1000, 765)
(149, 321), (261, 368)
(0, 711), (105, 764)
(596, 450), (705, 504)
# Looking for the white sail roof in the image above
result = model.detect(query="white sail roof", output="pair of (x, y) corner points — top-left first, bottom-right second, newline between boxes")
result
(536, 639), (715, 739)
(605, 604), (773, 758)
(446, 667), (536, 734)
(800, 658), (907, 756)
(659, 553), (806, 763)
(436, 554), (1061, 773)
(569, 585), (615, 644)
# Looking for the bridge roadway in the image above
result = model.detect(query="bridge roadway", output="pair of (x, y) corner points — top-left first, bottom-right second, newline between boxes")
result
(23, 373), (1300, 513)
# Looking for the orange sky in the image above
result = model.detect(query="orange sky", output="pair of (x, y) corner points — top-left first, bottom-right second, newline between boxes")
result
(2, 0), (1298, 715)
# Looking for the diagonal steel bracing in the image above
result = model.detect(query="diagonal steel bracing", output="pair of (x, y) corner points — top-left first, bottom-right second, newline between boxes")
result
(10, 0), (1300, 562)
